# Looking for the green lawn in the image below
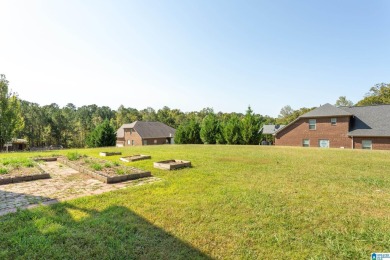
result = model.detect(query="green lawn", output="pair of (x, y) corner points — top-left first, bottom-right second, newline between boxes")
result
(1, 145), (390, 259)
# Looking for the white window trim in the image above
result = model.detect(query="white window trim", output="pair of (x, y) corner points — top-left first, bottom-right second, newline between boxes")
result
(362, 140), (372, 150)
(302, 139), (310, 147)
(318, 139), (330, 148)
(309, 119), (316, 130)
(331, 118), (337, 125)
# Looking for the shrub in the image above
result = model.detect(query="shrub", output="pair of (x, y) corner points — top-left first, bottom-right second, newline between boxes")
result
(113, 162), (120, 166)
(0, 168), (8, 175)
(67, 152), (81, 161)
(91, 163), (103, 171)
(116, 169), (125, 175)
(23, 161), (35, 168)
(104, 162), (112, 168)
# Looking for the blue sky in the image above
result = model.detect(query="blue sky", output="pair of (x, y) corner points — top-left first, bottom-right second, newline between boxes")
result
(1, 0), (389, 117)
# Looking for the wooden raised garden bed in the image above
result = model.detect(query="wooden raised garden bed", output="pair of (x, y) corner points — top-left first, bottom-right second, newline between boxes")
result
(99, 152), (122, 157)
(0, 158), (50, 185)
(120, 155), (151, 162)
(153, 160), (191, 170)
(33, 157), (58, 162)
(58, 156), (151, 184)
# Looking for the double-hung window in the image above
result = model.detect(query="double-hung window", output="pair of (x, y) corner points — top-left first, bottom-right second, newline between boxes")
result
(309, 119), (316, 130)
(362, 140), (372, 150)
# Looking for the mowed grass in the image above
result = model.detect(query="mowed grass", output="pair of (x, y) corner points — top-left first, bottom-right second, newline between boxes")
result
(1, 145), (390, 259)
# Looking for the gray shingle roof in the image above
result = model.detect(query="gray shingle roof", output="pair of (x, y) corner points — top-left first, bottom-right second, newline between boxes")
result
(340, 105), (390, 137)
(300, 103), (352, 118)
(116, 123), (135, 138)
(116, 121), (176, 139)
(276, 103), (390, 137)
(260, 125), (285, 134)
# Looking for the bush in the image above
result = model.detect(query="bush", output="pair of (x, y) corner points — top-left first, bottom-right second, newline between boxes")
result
(67, 152), (81, 161)
(23, 161), (35, 168)
(91, 163), (103, 171)
(104, 162), (112, 168)
(116, 169), (125, 175)
(0, 168), (8, 174)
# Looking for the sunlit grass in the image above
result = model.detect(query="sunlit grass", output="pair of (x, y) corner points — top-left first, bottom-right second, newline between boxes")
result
(0, 145), (390, 259)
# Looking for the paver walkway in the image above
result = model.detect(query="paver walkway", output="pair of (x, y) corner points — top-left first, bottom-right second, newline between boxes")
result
(0, 161), (159, 216)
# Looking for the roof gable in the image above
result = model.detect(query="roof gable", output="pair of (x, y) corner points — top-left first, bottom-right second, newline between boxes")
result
(133, 121), (176, 138)
(117, 121), (176, 139)
(116, 123), (135, 138)
(300, 103), (352, 118)
(261, 125), (285, 135)
(340, 105), (390, 136)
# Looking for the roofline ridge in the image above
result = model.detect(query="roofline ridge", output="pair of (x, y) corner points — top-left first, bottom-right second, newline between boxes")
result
(340, 103), (390, 108)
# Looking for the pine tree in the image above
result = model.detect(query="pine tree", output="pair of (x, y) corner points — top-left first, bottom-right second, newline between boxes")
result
(241, 106), (261, 145)
(86, 119), (116, 147)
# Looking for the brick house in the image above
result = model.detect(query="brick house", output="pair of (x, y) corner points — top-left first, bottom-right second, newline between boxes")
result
(2, 138), (27, 152)
(274, 103), (390, 150)
(116, 121), (176, 147)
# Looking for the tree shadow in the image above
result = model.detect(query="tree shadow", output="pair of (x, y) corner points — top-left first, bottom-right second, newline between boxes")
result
(0, 202), (211, 259)
(0, 190), (58, 216)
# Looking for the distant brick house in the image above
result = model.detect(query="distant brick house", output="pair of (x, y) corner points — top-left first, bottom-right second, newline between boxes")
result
(259, 124), (285, 145)
(274, 103), (390, 150)
(116, 121), (176, 147)
(2, 138), (27, 152)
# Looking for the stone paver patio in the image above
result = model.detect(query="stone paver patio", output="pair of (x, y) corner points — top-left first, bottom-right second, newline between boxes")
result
(0, 161), (159, 216)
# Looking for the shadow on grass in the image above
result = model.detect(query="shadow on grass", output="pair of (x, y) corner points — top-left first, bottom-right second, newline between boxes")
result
(0, 202), (211, 259)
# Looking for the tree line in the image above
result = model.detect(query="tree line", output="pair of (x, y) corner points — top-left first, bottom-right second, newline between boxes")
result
(1, 74), (389, 148)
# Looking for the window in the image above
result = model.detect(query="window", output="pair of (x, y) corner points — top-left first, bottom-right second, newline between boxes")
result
(309, 119), (316, 130)
(318, 139), (330, 148)
(302, 139), (310, 147)
(143, 140), (148, 146)
(362, 140), (372, 150)
(331, 118), (337, 125)
(130, 129), (133, 134)
(127, 140), (130, 145)
(154, 139), (157, 144)
(131, 140), (134, 146)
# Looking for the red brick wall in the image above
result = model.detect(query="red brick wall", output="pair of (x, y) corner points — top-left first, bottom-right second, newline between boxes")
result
(143, 138), (169, 145)
(353, 137), (390, 150)
(124, 129), (143, 146)
(275, 116), (352, 148)
(123, 129), (170, 146)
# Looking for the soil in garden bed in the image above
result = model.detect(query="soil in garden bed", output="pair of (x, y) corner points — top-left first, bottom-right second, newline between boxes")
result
(0, 158), (49, 184)
(61, 156), (147, 177)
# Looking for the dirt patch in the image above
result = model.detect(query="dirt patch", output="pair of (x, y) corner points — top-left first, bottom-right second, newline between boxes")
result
(58, 156), (151, 183)
(0, 158), (50, 185)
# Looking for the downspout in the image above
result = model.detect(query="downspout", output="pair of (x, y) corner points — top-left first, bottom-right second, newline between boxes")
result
(351, 135), (354, 150)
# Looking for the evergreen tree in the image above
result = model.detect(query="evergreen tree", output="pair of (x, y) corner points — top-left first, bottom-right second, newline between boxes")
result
(200, 113), (220, 144)
(174, 119), (202, 144)
(223, 113), (242, 144)
(241, 106), (261, 145)
(86, 119), (116, 147)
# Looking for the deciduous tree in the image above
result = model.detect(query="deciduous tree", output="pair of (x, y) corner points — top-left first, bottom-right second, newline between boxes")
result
(0, 75), (24, 148)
